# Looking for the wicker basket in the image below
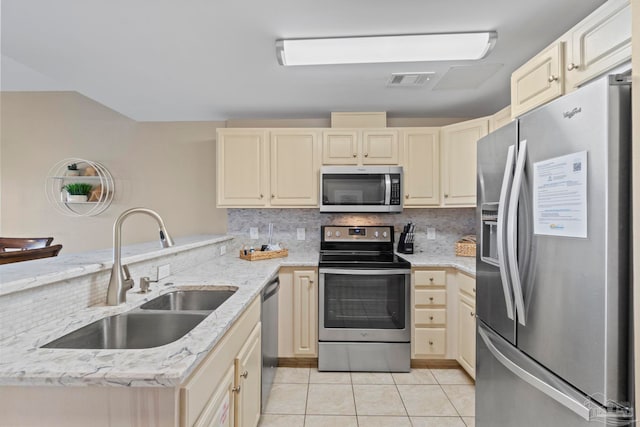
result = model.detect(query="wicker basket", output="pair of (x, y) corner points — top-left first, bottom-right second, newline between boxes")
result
(239, 248), (288, 261)
(455, 235), (476, 257)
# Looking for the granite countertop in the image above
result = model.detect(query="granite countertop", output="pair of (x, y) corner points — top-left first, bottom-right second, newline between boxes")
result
(0, 239), (475, 388)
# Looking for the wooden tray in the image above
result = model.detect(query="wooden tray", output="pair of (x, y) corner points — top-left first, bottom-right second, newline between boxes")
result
(239, 248), (288, 261)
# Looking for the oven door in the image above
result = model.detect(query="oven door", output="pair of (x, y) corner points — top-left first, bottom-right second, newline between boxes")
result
(319, 268), (411, 342)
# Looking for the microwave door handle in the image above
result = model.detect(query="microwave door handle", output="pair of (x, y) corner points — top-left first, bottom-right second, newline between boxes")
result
(384, 174), (391, 204)
(497, 144), (516, 320)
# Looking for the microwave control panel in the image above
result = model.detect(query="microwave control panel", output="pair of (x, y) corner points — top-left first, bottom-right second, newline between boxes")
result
(390, 174), (401, 205)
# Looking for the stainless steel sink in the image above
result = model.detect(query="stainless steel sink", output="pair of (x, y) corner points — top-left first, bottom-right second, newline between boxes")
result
(139, 289), (236, 312)
(42, 311), (207, 349)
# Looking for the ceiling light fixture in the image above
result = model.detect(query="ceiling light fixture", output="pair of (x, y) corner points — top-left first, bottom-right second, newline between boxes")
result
(276, 32), (497, 66)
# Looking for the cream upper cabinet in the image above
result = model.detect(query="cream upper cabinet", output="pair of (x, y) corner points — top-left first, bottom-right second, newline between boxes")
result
(511, 42), (564, 119)
(440, 118), (488, 206)
(489, 105), (513, 133)
(322, 130), (359, 165)
(565, 0), (631, 90)
(401, 128), (440, 207)
(270, 130), (320, 206)
(293, 269), (318, 357)
(361, 130), (399, 164)
(322, 129), (399, 165)
(217, 130), (269, 207)
(234, 324), (261, 427)
(456, 273), (476, 379)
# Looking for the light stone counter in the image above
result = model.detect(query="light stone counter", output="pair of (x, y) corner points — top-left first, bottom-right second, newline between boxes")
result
(0, 239), (474, 388)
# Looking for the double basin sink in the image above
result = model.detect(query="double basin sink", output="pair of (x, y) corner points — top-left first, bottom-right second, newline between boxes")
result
(42, 288), (237, 350)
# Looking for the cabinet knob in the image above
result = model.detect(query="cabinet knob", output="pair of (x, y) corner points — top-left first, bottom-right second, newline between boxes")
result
(271, 194), (275, 199)
(260, 194), (264, 199)
(444, 194), (449, 198)
(429, 278), (434, 282)
(548, 75), (559, 83)
(567, 63), (577, 71)
(364, 153), (369, 157)
(429, 316), (434, 321)
(232, 385), (241, 393)
(405, 194), (409, 199)
(240, 370), (248, 378)
(353, 153), (357, 158)
(473, 288), (476, 293)
(429, 297), (434, 302)
(429, 341), (434, 345)
(470, 312), (475, 317)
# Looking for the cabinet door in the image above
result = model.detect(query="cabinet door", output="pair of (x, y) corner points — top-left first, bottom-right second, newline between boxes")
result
(270, 130), (320, 206)
(293, 269), (317, 356)
(457, 293), (476, 379)
(234, 323), (262, 427)
(194, 365), (235, 427)
(511, 42), (564, 118)
(361, 130), (399, 165)
(322, 130), (359, 165)
(217, 130), (269, 207)
(401, 129), (440, 206)
(489, 105), (512, 133)
(565, 0), (631, 90)
(440, 118), (488, 206)
(413, 328), (446, 357)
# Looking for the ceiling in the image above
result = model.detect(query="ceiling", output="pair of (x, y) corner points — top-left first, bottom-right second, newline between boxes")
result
(1, 0), (607, 122)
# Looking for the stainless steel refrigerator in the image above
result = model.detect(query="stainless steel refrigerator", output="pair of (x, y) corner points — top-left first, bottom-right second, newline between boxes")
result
(476, 72), (633, 426)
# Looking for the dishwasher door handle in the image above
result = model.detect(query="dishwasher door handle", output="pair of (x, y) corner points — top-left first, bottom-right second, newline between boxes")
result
(263, 280), (280, 301)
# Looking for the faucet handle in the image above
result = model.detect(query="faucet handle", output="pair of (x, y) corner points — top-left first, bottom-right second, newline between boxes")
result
(122, 264), (132, 281)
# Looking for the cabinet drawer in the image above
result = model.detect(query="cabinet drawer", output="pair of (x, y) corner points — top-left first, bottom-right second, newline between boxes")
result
(415, 308), (446, 326)
(414, 270), (446, 286)
(414, 328), (446, 356)
(458, 273), (476, 298)
(415, 289), (446, 306)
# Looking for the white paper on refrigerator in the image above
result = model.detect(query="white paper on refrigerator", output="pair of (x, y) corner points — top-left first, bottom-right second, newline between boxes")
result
(533, 151), (588, 238)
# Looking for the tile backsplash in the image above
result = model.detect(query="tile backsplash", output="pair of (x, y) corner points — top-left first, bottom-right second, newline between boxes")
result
(227, 208), (475, 256)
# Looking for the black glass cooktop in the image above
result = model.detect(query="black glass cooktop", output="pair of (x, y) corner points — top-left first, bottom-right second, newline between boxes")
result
(319, 251), (410, 269)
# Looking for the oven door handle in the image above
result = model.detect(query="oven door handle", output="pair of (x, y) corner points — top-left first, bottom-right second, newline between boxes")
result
(319, 268), (411, 276)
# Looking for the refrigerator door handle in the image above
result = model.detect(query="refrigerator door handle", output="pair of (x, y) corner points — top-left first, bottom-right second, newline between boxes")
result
(496, 144), (516, 320)
(478, 324), (598, 421)
(507, 139), (528, 326)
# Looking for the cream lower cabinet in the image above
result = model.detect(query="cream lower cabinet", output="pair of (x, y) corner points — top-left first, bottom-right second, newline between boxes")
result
(322, 129), (399, 165)
(456, 273), (476, 379)
(401, 128), (440, 207)
(278, 267), (318, 358)
(216, 129), (320, 208)
(234, 324), (262, 427)
(440, 118), (488, 207)
(193, 366), (235, 427)
(412, 269), (447, 358)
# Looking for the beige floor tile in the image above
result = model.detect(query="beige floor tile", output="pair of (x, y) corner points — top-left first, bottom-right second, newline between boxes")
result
(262, 383), (308, 415)
(350, 372), (394, 384)
(305, 415), (358, 427)
(353, 385), (407, 416)
(392, 369), (437, 385)
(431, 368), (474, 385)
(442, 385), (475, 417)
(274, 367), (310, 384)
(357, 416), (413, 426)
(397, 385), (458, 417)
(462, 417), (475, 427)
(410, 417), (467, 427)
(306, 384), (356, 415)
(309, 369), (352, 384)
(258, 414), (305, 427)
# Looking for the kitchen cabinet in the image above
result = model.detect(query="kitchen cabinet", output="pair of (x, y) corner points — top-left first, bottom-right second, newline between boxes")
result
(456, 273), (476, 379)
(511, 42), (565, 119)
(217, 129), (320, 208)
(565, 0), (631, 91)
(401, 128), (440, 207)
(181, 297), (261, 427)
(278, 267), (318, 358)
(322, 129), (399, 165)
(440, 117), (488, 206)
(234, 324), (261, 427)
(412, 269), (447, 358)
(489, 105), (512, 133)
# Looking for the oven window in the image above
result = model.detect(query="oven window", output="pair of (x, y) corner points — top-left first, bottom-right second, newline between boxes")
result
(322, 174), (385, 205)
(323, 273), (406, 329)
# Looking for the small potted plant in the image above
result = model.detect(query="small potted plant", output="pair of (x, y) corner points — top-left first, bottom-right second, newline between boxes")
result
(66, 163), (80, 176)
(64, 183), (93, 203)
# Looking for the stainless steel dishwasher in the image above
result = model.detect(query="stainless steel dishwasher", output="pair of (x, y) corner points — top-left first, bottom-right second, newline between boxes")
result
(261, 274), (279, 411)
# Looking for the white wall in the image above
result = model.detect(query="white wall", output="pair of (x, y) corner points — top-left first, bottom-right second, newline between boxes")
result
(0, 92), (227, 253)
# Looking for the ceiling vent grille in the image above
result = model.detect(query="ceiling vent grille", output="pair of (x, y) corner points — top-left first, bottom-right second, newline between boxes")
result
(387, 72), (435, 87)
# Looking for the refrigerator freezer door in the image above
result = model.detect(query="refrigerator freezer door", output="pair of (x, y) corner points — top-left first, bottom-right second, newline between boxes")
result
(517, 75), (631, 404)
(476, 322), (617, 427)
(476, 121), (518, 344)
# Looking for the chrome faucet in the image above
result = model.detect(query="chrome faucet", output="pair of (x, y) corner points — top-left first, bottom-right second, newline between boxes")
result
(106, 208), (175, 305)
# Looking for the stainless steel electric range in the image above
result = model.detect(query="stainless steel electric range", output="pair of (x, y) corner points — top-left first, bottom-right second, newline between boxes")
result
(318, 225), (411, 372)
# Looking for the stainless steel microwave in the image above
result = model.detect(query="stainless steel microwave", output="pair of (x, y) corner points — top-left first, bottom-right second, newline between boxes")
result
(319, 166), (403, 213)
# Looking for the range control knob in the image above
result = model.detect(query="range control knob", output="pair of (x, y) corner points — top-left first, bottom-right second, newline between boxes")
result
(374, 231), (379, 238)
(326, 231), (332, 238)
(382, 231), (388, 238)
(335, 231), (342, 237)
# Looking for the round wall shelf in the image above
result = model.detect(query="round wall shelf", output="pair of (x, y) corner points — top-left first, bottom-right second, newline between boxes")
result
(45, 158), (114, 217)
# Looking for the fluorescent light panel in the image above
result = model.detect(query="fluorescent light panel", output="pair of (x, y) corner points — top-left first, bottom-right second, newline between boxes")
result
(276, 32), (497, 66)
